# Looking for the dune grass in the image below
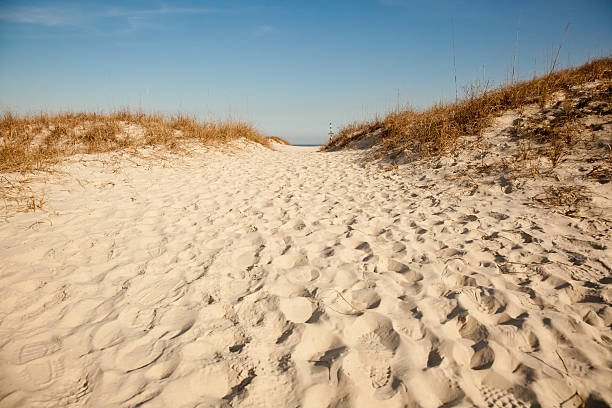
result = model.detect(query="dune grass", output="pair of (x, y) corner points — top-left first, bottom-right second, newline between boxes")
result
(266, 136), (291, 145)
(323, 57), (612, 161)
(0, 110), (269, 173)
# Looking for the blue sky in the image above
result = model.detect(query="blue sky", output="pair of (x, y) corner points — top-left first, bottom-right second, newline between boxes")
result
(1, 1), (611, 144)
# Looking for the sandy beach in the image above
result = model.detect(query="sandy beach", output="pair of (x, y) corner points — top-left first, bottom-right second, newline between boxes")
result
(0, 127), (610, 407)
(2, 0), (611, 405)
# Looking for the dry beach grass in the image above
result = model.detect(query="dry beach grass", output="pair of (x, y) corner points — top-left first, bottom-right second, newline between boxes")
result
(324, 57), (612, 164)
(266, 136), (292, 145)
(0, 110), (269, 174)
(324, 57), (612, 220)
(0, 111), (269, 217)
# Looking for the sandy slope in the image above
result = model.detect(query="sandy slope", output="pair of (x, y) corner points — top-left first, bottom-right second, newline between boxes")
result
(0, 139), (611, 407)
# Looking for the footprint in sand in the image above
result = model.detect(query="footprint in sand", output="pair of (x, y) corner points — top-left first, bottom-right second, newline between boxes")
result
(126, 277), (185, 307)
(334, 245), (364, 263)
(279, 297), (315, 323)
(117, 305), (156, 332)
(273, 253), (309, 270)
(301, 383), (338, 408)
(407, 368), (464, 408)
(205, 238), (227, 250)
(392, 304), (426, 341)
(182, 338), (223, 361)
(294, 325), (345, 383)
(421, 297), (458, 324)
(330, 267), (360, 288)
(156, 363), (236, 406)
(3, 334), (62, 365)
(374, 275), (409, 299)
(353, 240), (372, 253)
(457, 287), (504, 318)
(343, 312), (400, 400)
(268, 279), (309, 298)
(231, 246), (260, 270)
(377, 258), (410, 274)
(580, 308), (606, 327)
(58, 299), (103, 329)
(27, 367), (90, 408)
(145, 357), (180, 380)
(533, 378), (582, 408)
(318, 288), (359, 316)
(91, 320), (124, 350)
(504, 290), (543, 312)
(96, 369), (152, 406)
(477, 383), (530, 408)
(555, 346), (593, 377)
(488, 324), (538, 353)
(346, 287), (381, 310)
(443, 268), (478, 288)
(115, 336), (165, 372)
(13, 356), (66, 392)
(155, 307), (197, 339)
(284, 266), (320, 284)
(456, 314), (489, 342)
(218, 276), (255, 303)
(469, 340), (495, 370)
(488, 341), (521, 374)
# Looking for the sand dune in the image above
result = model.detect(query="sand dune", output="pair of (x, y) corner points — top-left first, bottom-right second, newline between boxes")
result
(0, 138), (611, 407)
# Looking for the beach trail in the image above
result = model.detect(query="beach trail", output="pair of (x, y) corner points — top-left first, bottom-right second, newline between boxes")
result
(0, 141), (610, 407)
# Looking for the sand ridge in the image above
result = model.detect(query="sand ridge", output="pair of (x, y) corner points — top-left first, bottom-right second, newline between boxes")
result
(0, 140), (611, 407)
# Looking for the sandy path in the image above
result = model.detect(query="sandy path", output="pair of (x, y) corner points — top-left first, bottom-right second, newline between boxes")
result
(0, 142), (611, 407)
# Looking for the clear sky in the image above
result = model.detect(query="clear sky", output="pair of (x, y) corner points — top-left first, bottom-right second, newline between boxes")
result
(1, 1), (611, 144)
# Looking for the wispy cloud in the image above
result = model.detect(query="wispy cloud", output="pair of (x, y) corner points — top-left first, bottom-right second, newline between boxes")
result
(0, 4), (222, 30)
(0, 5), (85, 26)
(253, 25), (278, 37)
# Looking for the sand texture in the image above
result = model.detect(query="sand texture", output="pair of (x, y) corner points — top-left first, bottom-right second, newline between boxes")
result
(1, 136), (611, 407)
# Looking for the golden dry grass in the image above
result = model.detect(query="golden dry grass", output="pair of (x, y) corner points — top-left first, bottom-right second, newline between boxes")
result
(266, 136), (291, 145)
(323, 57), (612, 160)
(0, 110), (269, 173)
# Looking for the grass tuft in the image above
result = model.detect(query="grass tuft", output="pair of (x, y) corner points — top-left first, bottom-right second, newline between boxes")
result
(266, 136), (291, 145)
(323, 57), (612, 162)
(0, 110), (269, 173)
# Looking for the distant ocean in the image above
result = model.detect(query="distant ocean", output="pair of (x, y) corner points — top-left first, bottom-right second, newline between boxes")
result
(293, 144), (321, 147)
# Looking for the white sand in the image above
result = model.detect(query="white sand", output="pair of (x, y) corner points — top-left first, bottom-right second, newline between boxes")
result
(0, 136), (611, 407)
